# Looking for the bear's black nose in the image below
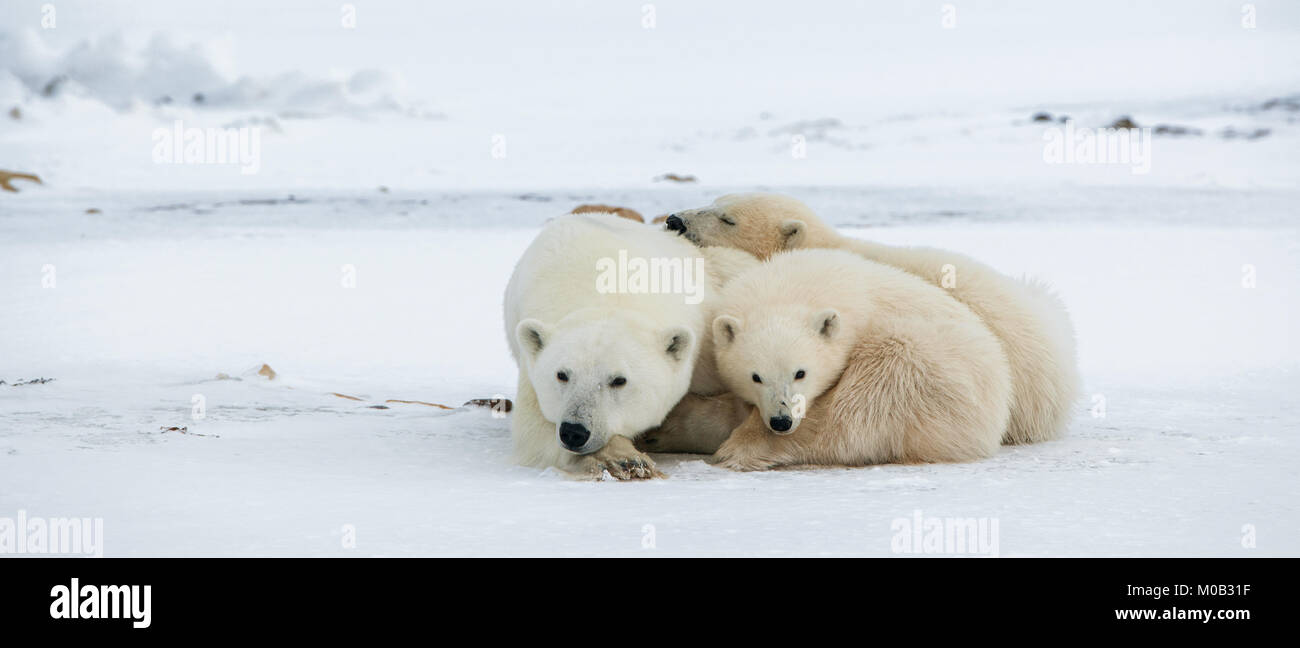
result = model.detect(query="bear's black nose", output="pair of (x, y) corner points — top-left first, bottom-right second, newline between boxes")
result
(664, 215), (685, 232)
(769, 416), (793, 432)
(559, 422), (591, 450)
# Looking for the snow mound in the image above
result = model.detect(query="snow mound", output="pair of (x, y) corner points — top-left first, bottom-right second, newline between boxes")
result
(0, 28), (437, 119)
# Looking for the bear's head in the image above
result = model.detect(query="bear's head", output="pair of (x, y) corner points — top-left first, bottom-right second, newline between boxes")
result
(712, 308), (848, 435)
(515, 311), (696, 454)
(663, 193), (824, 259)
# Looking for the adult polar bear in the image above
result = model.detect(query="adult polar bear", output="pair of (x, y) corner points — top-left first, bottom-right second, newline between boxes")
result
(504, 212), (754, 479)
(664, 193), (1079, 445)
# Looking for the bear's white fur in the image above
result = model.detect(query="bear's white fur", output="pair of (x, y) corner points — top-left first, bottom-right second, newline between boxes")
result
(668, 193), (1079, 445)
(701, 248), (1013, 470)
(504, 213), (754, 479)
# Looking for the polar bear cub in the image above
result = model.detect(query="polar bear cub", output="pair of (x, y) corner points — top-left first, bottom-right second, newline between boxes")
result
(666, 193), (1078, 446)
(707, 248), (1013, 470)
(504, 212), (750, 479)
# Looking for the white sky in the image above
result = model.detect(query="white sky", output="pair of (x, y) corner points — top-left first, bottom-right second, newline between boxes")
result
(8, 0), (1300, 120)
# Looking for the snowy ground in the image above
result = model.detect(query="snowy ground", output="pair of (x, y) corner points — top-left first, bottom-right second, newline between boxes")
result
(1, 187), (1296, 557)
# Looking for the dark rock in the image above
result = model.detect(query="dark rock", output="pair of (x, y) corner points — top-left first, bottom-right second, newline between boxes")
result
(1153, 124), (1203, 136)
(653, 173), (698, 183)
(41, 76), (66, 97)
(1259, 95), (1300, 112)
(4, 377), (55, 386)
(1221, 127), (1271, 140)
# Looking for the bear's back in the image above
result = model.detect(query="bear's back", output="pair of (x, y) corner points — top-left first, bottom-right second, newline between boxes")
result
(718, 248), (980, 334)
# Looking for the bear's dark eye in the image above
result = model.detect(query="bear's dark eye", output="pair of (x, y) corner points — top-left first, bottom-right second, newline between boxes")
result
(719, 216), (736, 226)
(610, 376), (627, 388)
(557, 371), (569, 383)
(795, 370), (806, 380)
(752, 373), (762, 384)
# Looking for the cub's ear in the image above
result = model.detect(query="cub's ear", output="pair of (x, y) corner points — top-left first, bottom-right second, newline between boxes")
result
(779, 219), (806, 249)
(663, 327), (695, 363)
(713, 315), (742, 348)
(813, 309), (839, 339)
(515, 319), (549, 359)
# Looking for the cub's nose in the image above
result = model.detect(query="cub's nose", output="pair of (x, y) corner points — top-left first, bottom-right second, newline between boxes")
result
(664, 215), (686, 232)
(769, 416), (793, 432)
(559, 422), (591, 450)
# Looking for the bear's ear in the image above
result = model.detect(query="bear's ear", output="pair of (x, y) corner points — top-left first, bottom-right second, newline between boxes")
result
(713, 315), (742, 348)
(779, 219), (806, 249)
(515, 319), (549, 359)
(662, 327), (695, 363)
(813, 309), (839, 340)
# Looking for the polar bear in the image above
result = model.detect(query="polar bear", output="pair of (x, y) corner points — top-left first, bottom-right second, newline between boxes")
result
(664, 193), (1078, 445)
(504, 212), (755, 479)
(703, 249), (1012, 470)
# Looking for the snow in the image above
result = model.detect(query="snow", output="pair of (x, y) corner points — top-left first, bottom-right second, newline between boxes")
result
(1, 188), (1296, 557)
(1, 0), (1298, 556)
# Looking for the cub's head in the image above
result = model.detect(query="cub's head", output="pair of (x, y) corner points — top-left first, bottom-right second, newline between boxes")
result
(663, 193), (821, 259)
(515, 313), (695, 454)
(711, 308), (848, 435)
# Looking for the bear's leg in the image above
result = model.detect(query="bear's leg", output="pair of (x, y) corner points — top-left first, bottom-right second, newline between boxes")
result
(708, 404), (834, 471)
(636, 392), (751, 454)
(574, 435), (665, 480)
